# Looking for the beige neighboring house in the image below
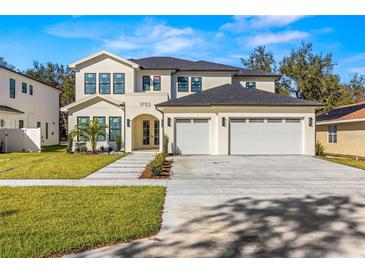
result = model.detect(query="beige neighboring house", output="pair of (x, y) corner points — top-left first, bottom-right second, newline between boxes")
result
(0, 66), (61, 147)
(61, 50), (320, 155)
(316, 101), (365, 157)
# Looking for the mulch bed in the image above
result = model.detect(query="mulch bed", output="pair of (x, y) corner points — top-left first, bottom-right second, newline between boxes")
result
(139, 160), (173, 179)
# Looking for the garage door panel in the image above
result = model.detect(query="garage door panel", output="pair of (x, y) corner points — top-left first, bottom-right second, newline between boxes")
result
(175, 119), (210, 154)
(230, 118), (303, 155)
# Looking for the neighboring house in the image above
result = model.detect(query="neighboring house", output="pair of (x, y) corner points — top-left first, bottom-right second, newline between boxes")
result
(316, 101), (365, 157)
(61, 50), (320, 155)
(0, 66), (61, 146)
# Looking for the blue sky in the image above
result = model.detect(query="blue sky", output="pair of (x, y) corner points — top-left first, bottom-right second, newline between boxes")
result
(1, 15), (365, 81)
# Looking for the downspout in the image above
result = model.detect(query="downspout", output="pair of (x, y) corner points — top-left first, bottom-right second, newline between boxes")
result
(122, 103), (126, 153)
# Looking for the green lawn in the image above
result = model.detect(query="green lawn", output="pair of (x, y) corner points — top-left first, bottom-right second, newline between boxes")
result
(0, 145), (125, 179)
(319, 156), (365, 171)
(0, 186), (166, 257)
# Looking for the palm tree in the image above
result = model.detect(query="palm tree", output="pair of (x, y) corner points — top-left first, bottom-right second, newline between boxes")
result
(69, 119), (108, 153)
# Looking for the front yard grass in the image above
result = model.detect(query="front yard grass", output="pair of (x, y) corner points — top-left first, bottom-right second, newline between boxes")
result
(0, 145), (125, 179)
(319, 156), (365, 171)
(0, 186), (166, 257)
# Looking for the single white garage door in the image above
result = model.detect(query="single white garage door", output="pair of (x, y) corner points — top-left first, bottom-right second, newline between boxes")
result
(230, 118), (303, 155)
(175, 118), (210, 154)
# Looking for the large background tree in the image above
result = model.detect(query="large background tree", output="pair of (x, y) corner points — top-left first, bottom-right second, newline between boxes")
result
(347, 73), (365, 103)
(0, 57), (17, 70)
(24, 61), (75, 138)
(241, 45), (276, 73)
(278, 42), (353, 110)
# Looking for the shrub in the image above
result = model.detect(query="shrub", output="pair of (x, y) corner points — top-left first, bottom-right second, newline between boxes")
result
(163, 134), (169, 154)
(116, 135), (122, 151)
(148, 152), (167, 176)
(316, 142), (326, 156)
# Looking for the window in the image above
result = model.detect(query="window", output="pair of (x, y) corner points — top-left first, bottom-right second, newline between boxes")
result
(84, 73), (96, 94)
(328, 125), (337, 143)
(94, 117), (106, 141)
(99, 73), (111, 94)
(143, 120), (150, 145)
(178, 77), (189, 92)
(22, 82), (27, 94)
(113, 73), (125, 94)
(37, 122), (41, 128)
(29, 85), (33, 95)
(77, 116), (90, 141)
(286, 118), (301, 123)
(143, 76), (150, 91)
(268, 118), (282, 123)
(9, 78), (15, 98)
(153, 76), (161, 91)
(0, 119), (5, 128)
(191, 77), (202, 92)
(46, 122), (49, 140)
(154, 120), (160, 145)
(249, 118), (264, 123)
(246, 81), (256, 89)
(19, 120), (24, 129)
(109, 117), (121, 141)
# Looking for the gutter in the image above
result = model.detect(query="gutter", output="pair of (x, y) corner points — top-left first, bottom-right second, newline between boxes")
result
(316, 118), (365, 125)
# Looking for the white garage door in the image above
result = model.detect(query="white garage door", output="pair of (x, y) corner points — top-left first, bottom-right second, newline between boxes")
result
(230, 118), (303, 155)
(175, 118), (210, 154)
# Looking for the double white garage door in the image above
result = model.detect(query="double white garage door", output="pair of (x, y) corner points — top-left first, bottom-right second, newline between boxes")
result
(175, 117), (304, 155)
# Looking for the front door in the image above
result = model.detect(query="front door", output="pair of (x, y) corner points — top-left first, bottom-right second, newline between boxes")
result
(142, 119), (159, 148)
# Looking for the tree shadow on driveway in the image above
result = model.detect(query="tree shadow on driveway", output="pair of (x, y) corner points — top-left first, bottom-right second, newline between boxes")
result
(73, 194), (365, 258)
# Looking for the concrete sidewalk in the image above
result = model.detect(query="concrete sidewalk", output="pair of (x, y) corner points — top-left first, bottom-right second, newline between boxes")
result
(0, 179), (167, 186)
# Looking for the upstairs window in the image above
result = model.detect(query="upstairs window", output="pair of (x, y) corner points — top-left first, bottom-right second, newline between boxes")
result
(113, 73), (125, 94)
(143, 76), (150, 91)
(328, 125), (337, 143)
(99, 73), (111, 94)
(19, 120), (24, 129)
(178, 77), (188, 92)
(246, 81), (256, 89)
(153, 76), (161, 91)
(84, 73), (96, 94)
(22, 82), (27, 94)
(29, 85), (33, 95)
(191, 77), (202, 92)
(9, 78), (15, 98)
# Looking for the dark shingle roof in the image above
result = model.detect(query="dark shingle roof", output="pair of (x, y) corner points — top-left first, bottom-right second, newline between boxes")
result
(317, 101), (365, 122)
(129, 57), (239, 71)
(235, 68), (280, 78)
(156, 84), (321, 107)
(0, 105), (24, 114)
(130, 56), (280, 77)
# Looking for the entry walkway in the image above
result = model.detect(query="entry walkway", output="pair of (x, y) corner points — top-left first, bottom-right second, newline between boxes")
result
(86, 151), (155, 180)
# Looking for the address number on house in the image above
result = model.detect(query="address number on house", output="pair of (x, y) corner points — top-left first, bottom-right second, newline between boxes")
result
(140, 102), (152, 107)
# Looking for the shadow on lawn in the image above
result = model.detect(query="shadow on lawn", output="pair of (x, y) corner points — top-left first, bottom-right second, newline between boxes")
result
(76, 195), (365, 258)
(0, 209), (19, 217)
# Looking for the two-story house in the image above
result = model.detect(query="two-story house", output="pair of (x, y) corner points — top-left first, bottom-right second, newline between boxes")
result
(0, 66), (61, 146)
(61, 50), (320, 155)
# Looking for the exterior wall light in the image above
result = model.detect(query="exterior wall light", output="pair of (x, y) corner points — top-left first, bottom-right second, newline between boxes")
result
(127, 119), (130, 127)
(222, 117), (226, 127)
(167, 118), (171, 127)
(309, 117), (313, 127)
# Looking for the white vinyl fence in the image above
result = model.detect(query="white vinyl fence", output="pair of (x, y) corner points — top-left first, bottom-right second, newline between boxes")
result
(0, 128), (41, 153)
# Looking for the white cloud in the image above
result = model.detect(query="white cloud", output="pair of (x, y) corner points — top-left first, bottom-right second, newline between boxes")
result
(349, 66), (365, 74)
(221, 16), (305, 33)
(104, 22), (205, 55)
(247, 30), (309, 47)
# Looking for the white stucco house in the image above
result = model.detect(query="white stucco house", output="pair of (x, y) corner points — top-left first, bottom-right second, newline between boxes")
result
(0, 66), (61, 148)
(61, 50), (320, 155)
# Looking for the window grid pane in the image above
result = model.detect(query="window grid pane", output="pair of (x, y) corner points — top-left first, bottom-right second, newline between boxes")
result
(178, 77), (188, 92)
(85, 73), (96, 94)
(9, 79), (15, 98)
(154, 120), (159, 145)
(109, 117), (121, 141)
(153, 76), (161, 91)
(94, 117), (106, 141)
(29, 85), (33, 95)
(22, 82), (27, 94)
(191, 77), (202, 92)
(143, 120), (150, 145)
(99, 73), (111, 94)
(246, 81), (256, 89)
(143, 76), (150, 91)
(77, 117), (90, 141)
(113, 73), (125, 94)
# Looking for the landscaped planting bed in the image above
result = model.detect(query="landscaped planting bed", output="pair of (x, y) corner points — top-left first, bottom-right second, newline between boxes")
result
(0, 186), (166, 257)
(139, 152), (173, 179)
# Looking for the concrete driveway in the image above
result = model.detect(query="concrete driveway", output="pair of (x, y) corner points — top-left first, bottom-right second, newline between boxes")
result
(67, 155), (365, 258)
